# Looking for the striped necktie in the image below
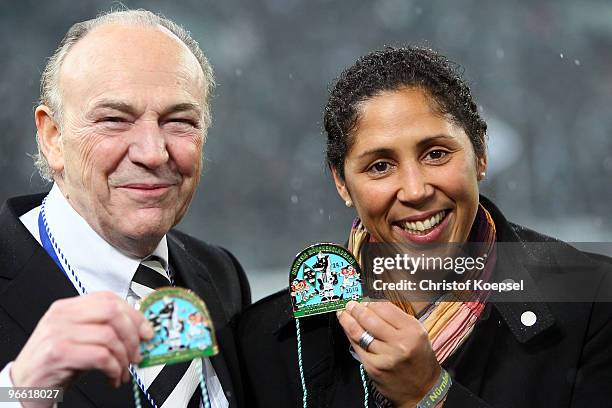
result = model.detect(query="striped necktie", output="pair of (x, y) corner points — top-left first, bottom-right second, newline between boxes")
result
(129, 258), (201, 408)
(129, 258), (172, 299)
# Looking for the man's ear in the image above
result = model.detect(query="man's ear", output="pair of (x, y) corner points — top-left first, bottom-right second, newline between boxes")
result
(331, 166), (353, 206)
(35, 105), (64, 175)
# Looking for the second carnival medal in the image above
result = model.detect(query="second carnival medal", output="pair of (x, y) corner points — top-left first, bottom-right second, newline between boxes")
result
(290, 243), (365, 318)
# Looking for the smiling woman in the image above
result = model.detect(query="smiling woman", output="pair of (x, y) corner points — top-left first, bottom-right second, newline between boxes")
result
(238, 46), (612, 407)
(331, 87), (484, 246)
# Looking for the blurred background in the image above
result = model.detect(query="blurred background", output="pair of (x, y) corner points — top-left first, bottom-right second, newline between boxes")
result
(1, 0), (611, 300)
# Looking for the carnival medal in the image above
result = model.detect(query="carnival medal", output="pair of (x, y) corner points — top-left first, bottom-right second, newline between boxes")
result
(290, 243), (364, 317)
(290, 243), (369, 407)
(137, 287), (218, 367)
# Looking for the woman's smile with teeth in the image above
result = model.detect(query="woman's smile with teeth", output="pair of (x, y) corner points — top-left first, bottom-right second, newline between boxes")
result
(334, 87), (484, 245)
(401, 210), (447, 233)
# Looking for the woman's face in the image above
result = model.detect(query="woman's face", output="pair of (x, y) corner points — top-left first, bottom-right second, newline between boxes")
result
(333, 87), (486, 244)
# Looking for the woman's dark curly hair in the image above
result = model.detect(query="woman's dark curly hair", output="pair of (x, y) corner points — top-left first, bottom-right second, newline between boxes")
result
(324, 46), (487, 179)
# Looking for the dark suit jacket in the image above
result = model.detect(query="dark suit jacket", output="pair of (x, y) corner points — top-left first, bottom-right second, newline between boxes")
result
(0, 193), (251, 407)
(237, 197), (612, 407)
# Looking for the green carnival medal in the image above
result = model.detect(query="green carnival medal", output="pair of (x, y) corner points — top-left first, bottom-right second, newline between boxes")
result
(134, 287), (218, 408)
(290, 243), (364, 317)
(137, 287), (218, 366)
(290, 243), (369, 407)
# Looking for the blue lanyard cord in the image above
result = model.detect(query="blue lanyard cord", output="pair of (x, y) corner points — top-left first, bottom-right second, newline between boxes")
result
(295, 317), (369, 408)
(38, 201), (86, 293)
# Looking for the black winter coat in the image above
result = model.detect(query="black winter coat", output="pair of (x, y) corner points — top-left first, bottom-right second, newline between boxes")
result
(0, 194), (251, 407)
(238, 197), (612, 407)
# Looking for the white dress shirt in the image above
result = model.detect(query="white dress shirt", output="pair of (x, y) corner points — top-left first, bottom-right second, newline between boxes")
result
(0, 184), (228, 408)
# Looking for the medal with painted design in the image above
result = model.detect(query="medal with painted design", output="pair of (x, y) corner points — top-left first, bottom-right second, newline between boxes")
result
(136, 287), (218, 367)
(290, 243), (364, 318)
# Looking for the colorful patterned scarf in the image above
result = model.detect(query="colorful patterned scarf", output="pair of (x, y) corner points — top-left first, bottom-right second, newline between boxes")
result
(347, 203), (497, 364)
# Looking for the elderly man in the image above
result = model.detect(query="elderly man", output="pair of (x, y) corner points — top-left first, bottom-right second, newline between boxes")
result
(0, 10), (250, 408)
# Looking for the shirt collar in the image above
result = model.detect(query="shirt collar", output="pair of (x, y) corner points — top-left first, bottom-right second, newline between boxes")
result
(43, 183), (169, 299)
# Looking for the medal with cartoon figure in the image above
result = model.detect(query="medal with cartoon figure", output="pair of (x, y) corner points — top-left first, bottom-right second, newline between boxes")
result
(137, 287), (218, 366)
(133, 287), (217, 408)
(290, 243), (367, 407)
(290, 243), (364, 317)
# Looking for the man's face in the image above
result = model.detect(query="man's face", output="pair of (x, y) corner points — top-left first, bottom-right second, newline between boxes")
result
(45, 24), (206, 256)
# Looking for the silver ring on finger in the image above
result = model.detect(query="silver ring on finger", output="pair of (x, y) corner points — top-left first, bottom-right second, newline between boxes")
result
(358, 330), (375, 351)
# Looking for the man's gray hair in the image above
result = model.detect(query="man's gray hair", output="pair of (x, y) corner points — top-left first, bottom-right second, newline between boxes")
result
(34, 9), (215, 181)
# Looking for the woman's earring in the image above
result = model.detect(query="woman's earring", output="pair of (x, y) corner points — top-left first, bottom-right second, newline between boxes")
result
(479, 171), (486, 180)
(345, 200), (353, 208)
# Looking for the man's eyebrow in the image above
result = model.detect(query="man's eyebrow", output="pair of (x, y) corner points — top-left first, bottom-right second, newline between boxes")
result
(89, 101), (202, 117)
(160, 103), (202, 117)
(90, 100), (138, 116)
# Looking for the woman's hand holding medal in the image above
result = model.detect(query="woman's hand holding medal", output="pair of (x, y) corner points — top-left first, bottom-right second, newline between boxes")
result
(337, 300), (443, 408)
